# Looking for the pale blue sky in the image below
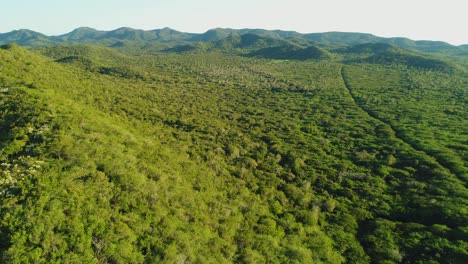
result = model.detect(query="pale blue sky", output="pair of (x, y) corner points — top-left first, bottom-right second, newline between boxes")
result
(2, 0), (466, 45)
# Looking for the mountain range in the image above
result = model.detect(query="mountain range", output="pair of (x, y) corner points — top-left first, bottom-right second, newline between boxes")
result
(1, 27), (467, 56)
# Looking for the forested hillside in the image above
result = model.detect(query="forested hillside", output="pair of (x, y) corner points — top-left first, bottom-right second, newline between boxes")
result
(2, 27), (468, 56)
(0, 29), (467, 263)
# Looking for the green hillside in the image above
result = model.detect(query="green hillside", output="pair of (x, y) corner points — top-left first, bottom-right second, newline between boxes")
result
(341, 43), (458, 71)
(0, 36), (467, 264)
(249, 44), (331, 60)
(58, 27), (107, 42)
(0, 29), (56, 46)
(191, 28), (234, 42)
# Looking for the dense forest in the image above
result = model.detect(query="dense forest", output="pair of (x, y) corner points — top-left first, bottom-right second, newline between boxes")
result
(0, 28), (467, 263)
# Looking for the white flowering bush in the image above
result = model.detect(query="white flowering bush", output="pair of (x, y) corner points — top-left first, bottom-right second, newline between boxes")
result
(0, 156), (44, 196)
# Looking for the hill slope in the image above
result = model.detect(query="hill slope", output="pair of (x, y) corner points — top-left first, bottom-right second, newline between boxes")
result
(340, 43), (458, 71)
(0, 29), (55, 46)
(0, 44), (466, 263)
(249, 44), (331, 60)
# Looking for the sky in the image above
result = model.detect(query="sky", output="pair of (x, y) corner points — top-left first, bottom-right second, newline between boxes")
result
(1, 0), (467, 45)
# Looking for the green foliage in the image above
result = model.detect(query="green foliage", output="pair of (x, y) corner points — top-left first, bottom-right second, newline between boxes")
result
(248, 44), (331, 60)
(0, 41), (466, 263)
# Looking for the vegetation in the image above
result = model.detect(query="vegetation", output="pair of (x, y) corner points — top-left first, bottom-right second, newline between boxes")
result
(0, 27), (467, 263)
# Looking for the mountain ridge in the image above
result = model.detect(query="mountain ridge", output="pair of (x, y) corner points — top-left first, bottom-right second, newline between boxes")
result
(1, 27), (466, 54)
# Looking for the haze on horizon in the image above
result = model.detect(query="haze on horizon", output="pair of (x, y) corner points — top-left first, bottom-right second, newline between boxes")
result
(2, 0), (467, 45)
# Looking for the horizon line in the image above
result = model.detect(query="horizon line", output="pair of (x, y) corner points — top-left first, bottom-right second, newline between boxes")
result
(1, 26), (466, 46)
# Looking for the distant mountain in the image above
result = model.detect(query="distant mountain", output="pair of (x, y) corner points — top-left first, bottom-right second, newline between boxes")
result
(57, 27), (191, 43)
(459, 45), (468, 57)
(190, 28), (302, 42)
(0, 27), (466, 56)
(106, 27), (153, 41)
(152, 27), (192, 42)
(211, 33), (296, 51)
(241, 29), (301, 39)
(190, 28), (235, 42)
(163, 33), (303, 55)
(304, 32), (462, 54)
(305, 32), (383, 47)
(58, 27), (106, 41)
(0, 29), (54, 46)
